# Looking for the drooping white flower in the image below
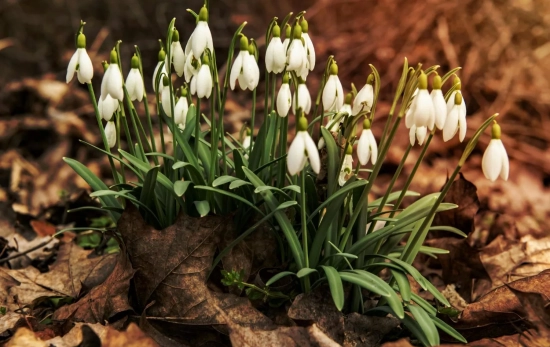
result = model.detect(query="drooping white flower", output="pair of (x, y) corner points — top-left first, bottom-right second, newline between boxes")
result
(174, 90), (189, 130)
(287, 116), (320, 175)
(405, 88), (418, 129)
(407, 72), (434, 130)
(66, 32), (93, 84)
(357, 119), (378, 165)
(276, 73), (292, 117)
(105, 121), (117, 148)
(187, 6), (214, 59)
(196, 57), (212, 99)
(152, 48), (167, 92)
(100, 50), (124, 101)
(339, 93), (353, 118)
(353, 76), (374, 116)
(170, 29), (186, 77)
(98, 94), (119, 121)
(446, 77), (467, 116)
(339, 147), (353, 186)
(286, 23), (307, 74)
(482, 122), (509, 182)
(265, 23), (285, 74)
(126, 55), (144, 102)
(301, 18), (315, 71)
(442, 91), (467, 142)
(322, 62), (344, 112)
(409, 125), (428, 146)
(230, 35), (259, 91)
(292, 80), (312, 115)
(430, 74), (446, 130)
(160, 76), (174, 117)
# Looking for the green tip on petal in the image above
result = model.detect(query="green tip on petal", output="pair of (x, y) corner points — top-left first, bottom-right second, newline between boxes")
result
(329, 62), (338, 76)
(300, 18), (309, 33)
(282, 72), (290, 84)
(344, 92), (352, 105)
(297, 112), (308, 131)
(109, 49), (118, 64)
(491, 121), (501, 139)
(173, 29), (180, 42)
(454, 91), (462, 105)
(366, 73), (374, 85)
(131, 54), (140, 69)
(418, 71), (427, 89)
(239, 34), (249, 51)
(162, 75), (169, 86)
(158, 48), (166, 62)
(181, 87), (188, 97)
(198, 5), (208, 21)
(363, 118), (371, 129)
(272, 23), (281, 38)
(202, 54), (210, 65)
(345, 143), (353, 155)
(77, 32), (86, 49)
(433, 74), (442, 90)
(293, 23), (302, 39)
(285, 24), (291, 38)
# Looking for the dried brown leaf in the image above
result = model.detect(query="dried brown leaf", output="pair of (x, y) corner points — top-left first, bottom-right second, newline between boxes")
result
(101, 323), (159, 347)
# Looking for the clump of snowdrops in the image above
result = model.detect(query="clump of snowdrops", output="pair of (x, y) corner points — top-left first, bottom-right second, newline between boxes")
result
(64, 3), (509, 346)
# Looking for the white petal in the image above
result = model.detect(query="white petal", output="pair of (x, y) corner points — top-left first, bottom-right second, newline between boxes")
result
(271, 38), (286, 73)
(106, 64), (124, 101)
(416, 126), (427, 145)
(277, 84), (291, 117)
(243, 135), (251, 150)
(499, 141), (509, 180)
(190, 76), (197, 95)
(368, 130), (378, 165)
(66, 50), (79, 83)
(303, 131), (321, 174)
(303, 33), (316, 71)
(357, 129), (371, 165)
(412, 89), (434, 128)
(105, 121), (117, 148)
(192, 22), (211, 58)
(265, 39), (276, 73)
(287, 132), (306, 175)
(76, 49), (94, 84)
(172, 42), (186, 77)
(100, 66), (109, 100)
(126, 69), (141, 101)
(322, 76), (337, 111)
(161, 85), (173, 117)
(339, 104), (352, 117)
(442, 106), (459, 142)
(353, 84), (374, 115)
(409, 126), (416, 146)
(230, 51), (245, 90)
(287, 40), (306, 71)
(185, 31), (194, 55)
(482, 139), (502, 181)
(197, 65), (212, 99)
(431, 89), (447, 130)
(242, 54), (258, 90)
(152, 62), (163, 92)
(458, 110), (467, 142)
(335, 77), (344, 110)
(174, 97), (188, 125)
(248, 55), (260, 89)
(99, 94), (118, 121)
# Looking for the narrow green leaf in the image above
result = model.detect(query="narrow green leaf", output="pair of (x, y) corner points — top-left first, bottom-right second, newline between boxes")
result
(296, 268), (317, 278)
(320, 266), (344, 311)
(174, 181), (191, 197)
(265, 271), (296, 287)
(229, 179), (252, 190)
(194, 200), (210, 217)
(212, 175), (239, 187)
(430, 316), (467, 344)
(408, 305), (440, 346)
(194, 185), (264, 216)
(391, 269), (411, 302)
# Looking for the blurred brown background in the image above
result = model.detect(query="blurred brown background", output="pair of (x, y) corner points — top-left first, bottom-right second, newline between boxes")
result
(0, 0), (549, 234)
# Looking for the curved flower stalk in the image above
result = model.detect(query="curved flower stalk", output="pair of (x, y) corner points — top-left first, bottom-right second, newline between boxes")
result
(352, 75), (374, 116)
(174, 88), (189, 130)
(230, 35), (259, 91)
(170, 29), (186, 77)
(430, 74), (446, 130)
(126, 54), (144, 102)
(339, 145), (354, 186)
(322, 62), (344, 112)
(443, 91), (467, 142)
(104, 121), (117, 148)
(277, 73), (292, 117)
(152, 48), (167, 92)
(301, 18), (315, 72)
(286, 23), (307, 76)
(357, 118), (378, 165)
(66, 32), (93, 84)
(406, 71), (434, 130)
(292, 78), (312, 115)
(100, 50), (124, 101)
(409, 125), (428, 146)
(482, 122), (509, 181)
(287, 114), (320, 175)
(265, 23), (285, 74)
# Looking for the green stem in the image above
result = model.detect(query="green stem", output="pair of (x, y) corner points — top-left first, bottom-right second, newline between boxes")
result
(250, 89), (257, 150)
(300, 169), (311, 292)
(194, 97), (201, 157)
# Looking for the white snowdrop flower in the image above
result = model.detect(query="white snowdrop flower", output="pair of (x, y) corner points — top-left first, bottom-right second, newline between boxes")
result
(183, 53), (200, 85)
(282, 24), (291, 54)
(446, 76), (467, 116)
(125, 54), (144, 102)
(404, 88), (418, 129)
(265, 23), (285, 74)
(322, 62), (344, 112)
(276, 73), (292, 117)
(353, 75), (374, 116)
(174, 89), (189, 130)
(442, 91), (467, 142)
(357, 118), (378, 165)
(409, 125), (428, 146)
(100, 50), (124, 101)
(98, 94), (119, 121)
(230, 35), (259, 91)
(170, 29), (186, 77)
(300, 18), (315, 71)
(242, 128), (252, 150)
(152, 48), (167, 92)
(104, 121), (117, 148)
(66, 32), (94, 84)
(196, 56), (212, 99)
(339, 146), (354, 186)
(286, 23), (307, 74)
(160, 76), (174, 117)
(482, 122), (509, 182)
(287, 115), (320, 175)
(292, 79), (312, 115)
(430, 74), (446, 130)
(187, 6), (214, 59)
(408, 72), (434, 130)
